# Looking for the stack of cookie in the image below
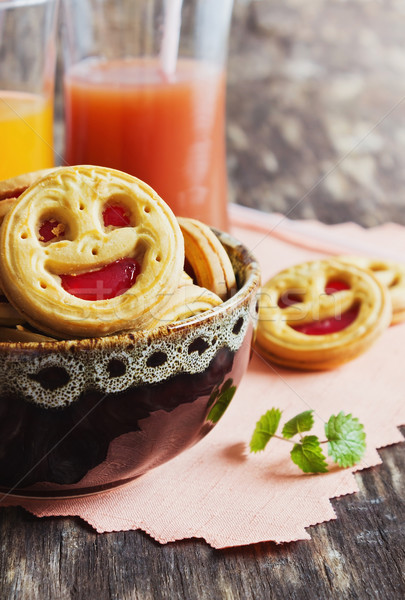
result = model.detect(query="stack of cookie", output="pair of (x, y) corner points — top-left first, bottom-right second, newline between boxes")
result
(0, 166), (236, 341)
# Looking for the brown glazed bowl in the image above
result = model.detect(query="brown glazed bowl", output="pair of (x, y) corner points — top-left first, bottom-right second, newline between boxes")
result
(0, 230), (260, 498)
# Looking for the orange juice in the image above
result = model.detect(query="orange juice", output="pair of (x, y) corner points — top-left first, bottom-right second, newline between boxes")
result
(64, 58), (228, 229)
(0, 92), (54, 180)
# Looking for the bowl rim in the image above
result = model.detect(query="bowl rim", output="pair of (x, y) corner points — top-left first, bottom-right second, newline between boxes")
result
(0, 228), (260, 353)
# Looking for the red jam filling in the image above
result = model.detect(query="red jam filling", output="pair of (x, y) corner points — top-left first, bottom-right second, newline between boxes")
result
(61, 258), (140, 301)
(325, 280), (350, 294)
(292, 304), (359, 335)
(103, 204), (130, 227)
(39, 219), (65, 242)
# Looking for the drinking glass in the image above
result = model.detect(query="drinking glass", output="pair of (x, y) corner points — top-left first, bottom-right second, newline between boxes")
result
(62, 0), (234, 230)
(0, 0), (59, 180)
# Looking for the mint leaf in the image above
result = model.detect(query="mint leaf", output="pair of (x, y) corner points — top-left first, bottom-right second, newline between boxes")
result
(290, 435), (328, 473)
(250, 408), (282, 453)
(282, 410), (314, 439)
(325, 412), (366, 467)
(207, 380), (236, 423)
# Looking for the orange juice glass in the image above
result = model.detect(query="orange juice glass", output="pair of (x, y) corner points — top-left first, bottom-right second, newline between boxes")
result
(0, 0), (59, 181)
(0, 92), (54, 180)
(63, 0), (233, 230)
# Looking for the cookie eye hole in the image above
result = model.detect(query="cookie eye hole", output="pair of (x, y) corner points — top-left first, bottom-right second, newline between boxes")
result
(39, 219), (66, 243)
(103, 204), (131, 228)
(325, 279), (350, 294)
(278, 291), (303, 308)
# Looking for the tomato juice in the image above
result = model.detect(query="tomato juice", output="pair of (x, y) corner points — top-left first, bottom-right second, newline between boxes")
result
(64, 58), (228, 229)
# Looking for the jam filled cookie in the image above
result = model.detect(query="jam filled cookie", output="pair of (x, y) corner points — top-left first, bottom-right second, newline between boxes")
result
(337, 256), (405, 325)
(0, 170), (56, 326)
(145, 272), (222, 330)
(0, 165), (184, 338)
(177, 217), (237, 301)
(255, 258), (392, 370)
(0, 168), (55, 225)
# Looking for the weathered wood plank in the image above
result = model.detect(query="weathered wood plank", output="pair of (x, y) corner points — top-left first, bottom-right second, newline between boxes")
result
(0, 430), (403, 600)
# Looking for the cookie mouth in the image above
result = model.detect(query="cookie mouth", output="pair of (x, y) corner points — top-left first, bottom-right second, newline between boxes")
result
(60, 257), (141, 301)
(292, 304), (360, 336)
(282, 279), (359, 335)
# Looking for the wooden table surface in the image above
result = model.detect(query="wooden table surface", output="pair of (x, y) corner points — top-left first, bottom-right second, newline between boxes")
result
(1, 1), (405, 598)
(0, 435), (404, 599)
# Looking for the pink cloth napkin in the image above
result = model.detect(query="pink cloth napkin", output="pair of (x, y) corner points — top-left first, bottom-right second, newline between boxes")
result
(2, 205), (405, 548)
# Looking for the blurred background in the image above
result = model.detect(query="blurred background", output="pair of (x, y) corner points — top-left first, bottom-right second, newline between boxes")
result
(53, 0), (405, 228)
(226, 0), (405, 226)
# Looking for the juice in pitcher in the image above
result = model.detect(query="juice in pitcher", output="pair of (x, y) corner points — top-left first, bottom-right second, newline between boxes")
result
(64, 58), (228, 229)
(0, 92), (54, 180)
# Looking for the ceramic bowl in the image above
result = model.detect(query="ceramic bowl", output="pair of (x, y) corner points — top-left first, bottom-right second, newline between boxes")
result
(0, 230), (260, 497)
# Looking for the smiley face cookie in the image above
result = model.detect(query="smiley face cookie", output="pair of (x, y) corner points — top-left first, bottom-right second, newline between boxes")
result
(0, 165), (185, 338)
(337, 256), (405, 325)
(255, 258), (392, 370)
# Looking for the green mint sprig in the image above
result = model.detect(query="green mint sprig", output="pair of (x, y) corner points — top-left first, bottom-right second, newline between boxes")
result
(250, 409), (366, 474)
